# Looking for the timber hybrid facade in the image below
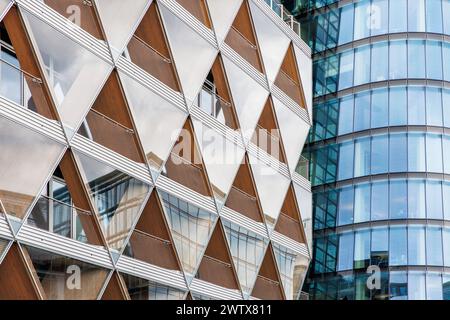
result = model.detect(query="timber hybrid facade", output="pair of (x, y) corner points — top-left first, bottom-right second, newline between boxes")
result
(0, 0), (312, 300)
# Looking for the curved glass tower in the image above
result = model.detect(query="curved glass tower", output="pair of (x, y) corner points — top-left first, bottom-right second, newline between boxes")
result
(285, 0), (450, 299)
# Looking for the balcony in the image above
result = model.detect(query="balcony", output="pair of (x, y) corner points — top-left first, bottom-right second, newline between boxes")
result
(296, 155), (310, 180)
(196, 255), (238, 289)
(252, 124), (284, 161)
(225, 26), (262, 72)
(226, 186), (262, 222)
(264, 0), (301, 37)
(275, 68), (304, 106)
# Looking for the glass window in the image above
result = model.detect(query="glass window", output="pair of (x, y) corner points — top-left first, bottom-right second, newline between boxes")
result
(444, 0), (450, 35)
(389, 87), (407, 125)
(370, 0), (388, 36)
(408, 0), (426, 32)
(444, 90), (450, 130)
(371, 88), (388, 128)
(426, 272), (443, 300)
(371, 42), (388, 82)
(426, 87), (443, 126)
(354, 92), (371, 131)
(443, 182), (450, 220)
(389, 227), (407, 265)
(444, 43), (450, 82)
(444, 136), (450, 175)
(354, 137), (371, 177)
(444, 275), (450, 300)
(337, 232), (354, 271)
(389, 41), (407, 79)
(338, 186), (354, 225)
(408, 87), (426, 125)
(408, 133), (426, 172)
(338, 5), (354, 45)
(354, 184), (370, 223)
(389, 133), (407, 172)
(444, 228), (450, 267)
(354, 46), (371, 86)
(338, 96), (354, 135)
(390, 180), (407, 219)
(426, 227), (443, 266)
(354, 229), (371, 269)
(408, 226), (426, 265)
(371, 181), (388, 221)
(426, 41), (443, 80)
(408, 40), (426, 78)
(390, 272), (408, 300)
(426, 181), (443, 219)
(371, 227), (388, 267)
(339, 51), (354, 90)
(426, 134), (443, 173)
(389, 0), (407, 33)
(408, 180), (426, 218)
(426, 0), (443, 33)
(354, 0), (370, 40)
(371, 135), (388, 174)
(338, 141), (354, 180)
(408, 272), (426, 300)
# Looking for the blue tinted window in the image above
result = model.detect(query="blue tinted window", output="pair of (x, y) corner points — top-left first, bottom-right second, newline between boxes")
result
(390, 180), (407, 219)
(408, 133), (426, 172)
(443, 228), (450, 267)
(390, 227), (407, 265)
(427, 227), (443, 266)
(443, 135), (450, 174)
(337, 232), (354, 271)
(338, 5), (354, 45)
(408, 226), (426, 265)
(354, 229), (370, 269)
(408, 87), (426, 125)
(371, 181), (388, 221)
(339, 51), (354, 90)
(389, 87), (407, 125)
(354, 0), (370, 40)
(444, 0), (450, 35)
(443, 182), (450, 220)
(371, 135), (388, 174)
(408, 40), (426, 78)
(390, 272), (408, 300)
(338, 187), (354, 225)
(408, 0), (426, 32)
(443, 90), (450, 127)
(354, 92), (371, 131)
(426, 273), (443, 300)
(426, 181), (443, 219)
(426, 41), (443, 80)
(444, 43), (450, 81)
(354, 46), (371, 86)
(354, 184), (370, 223)
(338, 96), (354, 135)
(371, 42), (388, 82)
(426, 87), (443, 126)
(389, 134), (407, 172)
(370, 0), (388, 36)
(408, 272), (426, 300)
(426, 0), (443, 33)
(371, 89), (388, 128)
(408, 180), (426, 218)
(389, 0), (407, 33)
(426, 134), (443, 173)
(354, 138), (371, 177)
(389, 41), (407, 79)
(338, 141), (354, 180)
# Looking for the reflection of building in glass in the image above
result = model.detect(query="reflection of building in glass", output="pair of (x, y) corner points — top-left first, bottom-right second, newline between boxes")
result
(285, 0), (450, 300)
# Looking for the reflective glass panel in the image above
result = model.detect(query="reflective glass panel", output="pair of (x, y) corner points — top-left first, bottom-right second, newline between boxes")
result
(426, 180), (443, 219)
(389, 134), (407, 172)
(426, 41), (443, 80)
(389, 87), (407, 125)
(354, 138), (370, 177)
(408, 87), (425, 125)
(354, 46), (370, 86)
(338, 186), (354, 226)
(371, 135), (388, 175)
(408, 271), (426, 300)
(371, 42), (388, 82)
(354, 92), (370, 132)
(121, 273), (185, 300)
(408, 0), (426, 32)
(408, 180), (425, 219)
(354, 184), (370, 223)
(389, 227), (407, 266)
(337, 232), (354, 271)
(426, 272), (443, 300)
(426, 134), (443, 173)
(408, 40), (426, 78)
(408, 226), (426, 265)
(426, 226), (443, 266)
(426, 87), (443, 126)
(389, 41), (407, 79)
(371, 181), (388, 221)
(408, 133), (426, 172)
(338, 141), (354, 180)
(338, 96), (354, 135)
(389, 0), (407, 33)
(371, 89), (388, 128)
(354, 229), (370, 269)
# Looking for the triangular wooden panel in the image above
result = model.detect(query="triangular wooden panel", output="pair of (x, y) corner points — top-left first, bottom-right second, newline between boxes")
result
(0, 243), (41, 300)
(164, 118), (214, 197)
(251, 98), (287, 163)
(101, 272), (128, 300)
(274, 44), (306, 108)
(225, 155), (265, 223)
(196, 221), (240, 290)
(77, 71), (146, 163)
(251, 244), (284, 300)
(224, 0), (264, 73)
(27, 150), (106, 247)
(43, 0), (104, 39)
(196, 55), (240, 129)
(274, 184), (307, 244)
(125, 192), (181, 271)
(176, 0), (212, 28)
(127, 2), (180, 91)
(2, 7), (57, 120)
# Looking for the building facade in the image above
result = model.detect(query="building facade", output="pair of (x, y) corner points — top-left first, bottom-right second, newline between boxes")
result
(0, 0), (312, 300)
(283, 0), (450, 299)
